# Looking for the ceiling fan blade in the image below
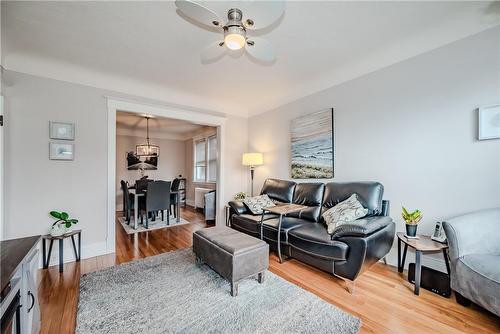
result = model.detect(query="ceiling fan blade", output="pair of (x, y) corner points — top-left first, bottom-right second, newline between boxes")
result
(241, 1), (285, 30)
(200, 41), (226, 63)
(175, 0), (223, 29)
(245, 37), (275, 62)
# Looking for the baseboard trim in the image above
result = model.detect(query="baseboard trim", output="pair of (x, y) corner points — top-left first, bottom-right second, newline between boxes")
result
(38, 241), (111, 269)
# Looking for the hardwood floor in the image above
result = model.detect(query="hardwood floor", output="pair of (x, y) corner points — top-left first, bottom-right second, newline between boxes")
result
(38, 208), (499, 334)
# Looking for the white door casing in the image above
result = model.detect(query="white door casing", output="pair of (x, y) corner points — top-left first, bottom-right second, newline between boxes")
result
(106, 97), (226, 254)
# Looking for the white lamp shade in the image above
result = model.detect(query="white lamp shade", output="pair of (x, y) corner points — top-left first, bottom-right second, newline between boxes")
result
(242, 153), (263, 166)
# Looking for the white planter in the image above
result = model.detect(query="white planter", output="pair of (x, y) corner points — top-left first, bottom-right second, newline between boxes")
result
(49, 224), (66, 237)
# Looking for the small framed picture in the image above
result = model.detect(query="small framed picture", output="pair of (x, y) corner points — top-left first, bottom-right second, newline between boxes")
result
(50, 121), (75, 140)
(478, 104), (500, 140)
(49, 142), (74, 160)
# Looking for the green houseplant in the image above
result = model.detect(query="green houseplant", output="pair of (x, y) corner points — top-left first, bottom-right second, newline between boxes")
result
(401, 207), (422, 237)
(234, 192), (247, 201)
(49, 211), (78, 236)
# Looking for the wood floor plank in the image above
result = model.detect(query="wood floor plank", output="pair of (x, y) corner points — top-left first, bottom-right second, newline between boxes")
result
(37, 207), (500, 333)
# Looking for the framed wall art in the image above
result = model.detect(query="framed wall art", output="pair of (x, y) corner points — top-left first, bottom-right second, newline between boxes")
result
(478, 104), (500, 140)
(49, 142), (74, 160)
(50, 121), (75, 140)
(290, 108), (334, 179)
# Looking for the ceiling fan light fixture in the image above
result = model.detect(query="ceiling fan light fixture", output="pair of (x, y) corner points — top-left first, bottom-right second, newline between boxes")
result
(224, 26), (246, 50)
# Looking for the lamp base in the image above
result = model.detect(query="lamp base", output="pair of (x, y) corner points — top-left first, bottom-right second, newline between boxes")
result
(250, 167), (255, 197)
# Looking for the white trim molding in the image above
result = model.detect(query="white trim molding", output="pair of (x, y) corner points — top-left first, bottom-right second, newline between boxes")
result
(106, 98), (227, 252)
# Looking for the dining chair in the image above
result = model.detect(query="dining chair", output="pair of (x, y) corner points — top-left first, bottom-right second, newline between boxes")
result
(136, 179), (153, 194)
(170, 178), (180, 218)
(120, 180), (134, 224)
(141, 181), (171, 228)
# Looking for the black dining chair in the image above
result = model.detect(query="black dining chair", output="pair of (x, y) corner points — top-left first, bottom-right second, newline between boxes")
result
(120, 180), (135, 224)
(140, 181), (171, 228)
(170, 178), (181, 218)
(136, 179), (153, 194)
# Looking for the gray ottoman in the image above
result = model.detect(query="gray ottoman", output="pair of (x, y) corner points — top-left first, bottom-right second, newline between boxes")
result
(193, 226), (269, 296)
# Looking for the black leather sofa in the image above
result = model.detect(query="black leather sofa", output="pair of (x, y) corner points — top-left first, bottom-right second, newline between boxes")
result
(228, 178), (395, 288)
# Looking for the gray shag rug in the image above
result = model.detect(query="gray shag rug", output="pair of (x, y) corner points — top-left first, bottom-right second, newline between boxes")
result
(77, 249), (361, 334)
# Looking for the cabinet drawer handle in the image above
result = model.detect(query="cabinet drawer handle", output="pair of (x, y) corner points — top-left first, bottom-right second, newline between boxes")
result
(27, 291), (35, 312)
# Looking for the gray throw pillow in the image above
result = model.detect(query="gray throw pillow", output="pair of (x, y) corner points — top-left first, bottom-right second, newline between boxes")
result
(243, 194), (276, 215)
(322, 193), (368, 234)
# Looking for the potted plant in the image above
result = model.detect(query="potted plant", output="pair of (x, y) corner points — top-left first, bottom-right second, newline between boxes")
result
(234, 192), (247, 201)
(49, 211), (78, 236)
(402, 207), (422, 237)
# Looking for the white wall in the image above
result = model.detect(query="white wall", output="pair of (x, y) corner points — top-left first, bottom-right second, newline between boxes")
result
(115, 134), (186, 211)
(248, 27), (500, 269)
(3, 71), (109, 259)
(2, 70), (249, 264)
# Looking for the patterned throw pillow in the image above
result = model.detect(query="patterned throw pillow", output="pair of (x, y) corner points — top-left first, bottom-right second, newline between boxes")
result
(322, 193), (368, 234)
(243, 194), (276, 215)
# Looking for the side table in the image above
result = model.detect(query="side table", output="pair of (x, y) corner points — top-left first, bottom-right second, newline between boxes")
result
(42, 230), (81, 273)
(261, 204), (307, 263)
(397, 232), (449, 295)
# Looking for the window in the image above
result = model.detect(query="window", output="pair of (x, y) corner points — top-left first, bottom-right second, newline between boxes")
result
(194, 139), (206, 182)
(193, 135), (217, 182)
(207, 135), (217, 182)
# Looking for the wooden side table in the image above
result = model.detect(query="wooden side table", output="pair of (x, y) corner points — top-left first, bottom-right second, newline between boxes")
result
(397, 232), (449, 295)
(261, 204), (307, 263)
(42, 230), (81, 273)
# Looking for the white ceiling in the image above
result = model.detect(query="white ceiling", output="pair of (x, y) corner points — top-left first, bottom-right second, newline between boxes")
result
(116, 111), (211, 139)
(2, 1), (499, 117)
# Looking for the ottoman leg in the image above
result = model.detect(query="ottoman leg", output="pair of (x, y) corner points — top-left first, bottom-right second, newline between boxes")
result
(258, 272), (265, 284)
(195, 256), (203, 265)
(231, 281), (239, 297)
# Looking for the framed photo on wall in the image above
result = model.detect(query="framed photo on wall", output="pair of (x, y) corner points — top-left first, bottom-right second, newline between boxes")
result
(478, 104), (500, 140)
(50, 121), (75, 140)
(49, 142), (74, 160)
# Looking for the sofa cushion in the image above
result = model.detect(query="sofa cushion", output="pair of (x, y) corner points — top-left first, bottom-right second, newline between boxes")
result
(454, 254), (500, 317)
(323, 194), (368, 234)
(261, 178), (296, 203)
(288, 224), (349, 260)
(262, 217), (310, 244)
(322, 182), (384, 216)
(243, 194), (276, 214)
(287, 183), (325, 223)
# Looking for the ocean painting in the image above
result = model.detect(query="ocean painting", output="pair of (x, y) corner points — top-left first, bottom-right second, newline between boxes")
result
(290, 109), (333, 179)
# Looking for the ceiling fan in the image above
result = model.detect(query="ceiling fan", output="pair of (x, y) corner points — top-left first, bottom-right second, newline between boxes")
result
(174, 0), (285, 63)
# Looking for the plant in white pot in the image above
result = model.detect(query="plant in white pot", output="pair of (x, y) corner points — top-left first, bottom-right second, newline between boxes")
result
(234, 192), (247, 201)
(49, 211), (78, 236)
(401, 207), (422, 237)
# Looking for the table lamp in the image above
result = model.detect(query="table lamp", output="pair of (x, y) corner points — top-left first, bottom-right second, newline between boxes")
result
(242, 153), (263, 196)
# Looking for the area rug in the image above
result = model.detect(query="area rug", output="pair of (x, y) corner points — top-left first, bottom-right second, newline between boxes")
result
(118, 215), (191, 234)
(76, 248), (361, 334)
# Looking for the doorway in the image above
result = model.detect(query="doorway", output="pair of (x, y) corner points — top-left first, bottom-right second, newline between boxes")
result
(106, 98), (226, 254)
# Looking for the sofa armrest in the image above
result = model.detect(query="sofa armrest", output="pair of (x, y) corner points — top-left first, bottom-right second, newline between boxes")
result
(331, 216), (393, 239)
(442, 208), (500, 261)
(228, 200), (249, 215)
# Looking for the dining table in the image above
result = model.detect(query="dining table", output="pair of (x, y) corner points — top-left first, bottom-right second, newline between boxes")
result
(129, 188), (180, 229)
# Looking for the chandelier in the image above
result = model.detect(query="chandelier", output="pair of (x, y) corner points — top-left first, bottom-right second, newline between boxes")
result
(136, 116), (159, 157)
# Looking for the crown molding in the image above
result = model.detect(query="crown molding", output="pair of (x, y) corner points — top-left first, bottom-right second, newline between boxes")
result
(3, 54), (248, 118)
